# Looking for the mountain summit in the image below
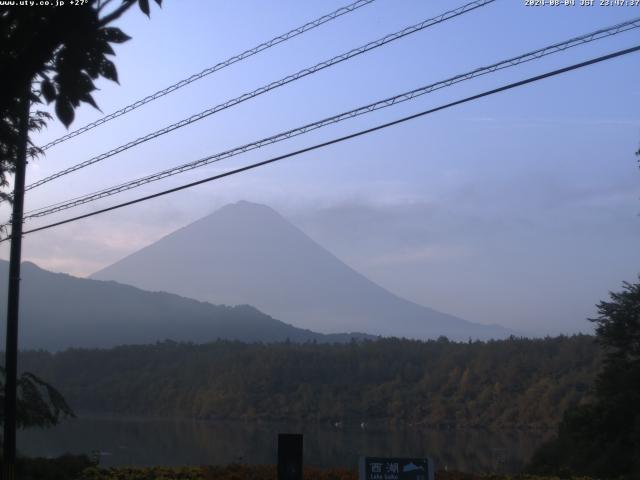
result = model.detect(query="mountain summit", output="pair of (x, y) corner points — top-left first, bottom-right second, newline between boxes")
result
(92, 201), (512, 340)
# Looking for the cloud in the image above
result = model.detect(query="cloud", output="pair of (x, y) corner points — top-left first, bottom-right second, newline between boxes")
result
(25, 256), (105, 278)
(367, 245), (473, 267)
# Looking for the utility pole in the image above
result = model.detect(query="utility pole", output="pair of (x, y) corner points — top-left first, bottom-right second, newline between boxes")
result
(2, 86), (30, 480)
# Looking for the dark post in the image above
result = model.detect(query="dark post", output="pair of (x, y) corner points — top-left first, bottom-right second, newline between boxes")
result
(2, 86), (30, 480)
(277, 433), (303, 480)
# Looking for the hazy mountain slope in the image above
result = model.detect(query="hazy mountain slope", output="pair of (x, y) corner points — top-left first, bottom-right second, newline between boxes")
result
(0, 261), (371, 351)
(92, 201), (512, 340)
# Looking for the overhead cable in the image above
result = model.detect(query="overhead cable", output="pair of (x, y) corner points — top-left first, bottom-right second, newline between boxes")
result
(23, 18), (640, 220)
(7, 44), (638, 241)
(38, 0), (377, 152)
(25, 0), (496, 192)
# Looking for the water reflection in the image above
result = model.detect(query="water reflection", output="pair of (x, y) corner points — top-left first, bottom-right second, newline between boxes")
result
(18, 417), (549, 473)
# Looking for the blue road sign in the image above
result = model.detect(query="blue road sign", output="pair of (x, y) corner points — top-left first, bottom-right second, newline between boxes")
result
(359, 457), (434, 480)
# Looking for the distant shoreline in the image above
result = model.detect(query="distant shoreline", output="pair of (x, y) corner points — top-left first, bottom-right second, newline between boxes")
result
(38, 413), (558, 434)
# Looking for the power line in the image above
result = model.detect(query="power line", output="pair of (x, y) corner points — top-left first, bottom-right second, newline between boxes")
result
(22, 17), (640, 220)
(38, 0), (377, 152)
(24, 0), (495, 193)
(7, 44), (638, 242)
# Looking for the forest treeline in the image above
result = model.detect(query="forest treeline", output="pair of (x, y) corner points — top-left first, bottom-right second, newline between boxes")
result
(18, 335), (599, 430)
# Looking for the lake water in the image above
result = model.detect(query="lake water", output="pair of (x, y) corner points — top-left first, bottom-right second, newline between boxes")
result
(18, 416), (549, 474)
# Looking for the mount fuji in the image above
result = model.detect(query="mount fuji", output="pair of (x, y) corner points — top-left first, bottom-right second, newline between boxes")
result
(92, 201), (513, 340)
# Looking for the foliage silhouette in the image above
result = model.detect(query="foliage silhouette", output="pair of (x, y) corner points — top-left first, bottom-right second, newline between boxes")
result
(0, 0), (161, 200)
(16, 454), (93, 480)
(0, 0), (160, 449)
(0, 366), (74, 430)
(528, 279), (640, 479)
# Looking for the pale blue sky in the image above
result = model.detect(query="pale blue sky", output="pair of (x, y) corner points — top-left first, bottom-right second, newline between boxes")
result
(1, 0), (639, 334)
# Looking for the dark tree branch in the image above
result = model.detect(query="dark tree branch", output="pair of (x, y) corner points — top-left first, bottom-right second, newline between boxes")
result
(98, 0), (137, 26)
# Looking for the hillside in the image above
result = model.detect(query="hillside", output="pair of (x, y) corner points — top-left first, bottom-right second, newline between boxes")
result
(19, 335), (600, 429)
(92, 201), (513, 340)
(0, 261), (371, 350)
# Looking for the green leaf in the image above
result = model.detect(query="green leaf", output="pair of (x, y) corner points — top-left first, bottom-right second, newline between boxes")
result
(55, 98), (74, 128)
(101, 27), (131, 44)
(40, 78), (56, 104)
(139, 0), (150, 16)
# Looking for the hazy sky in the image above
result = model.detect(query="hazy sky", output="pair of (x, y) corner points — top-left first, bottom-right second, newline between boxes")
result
(1, 0), (639, 335)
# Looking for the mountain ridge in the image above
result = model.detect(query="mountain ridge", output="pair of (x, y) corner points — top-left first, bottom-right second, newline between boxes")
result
(92, 201), (514, 340)
(0, 260), (373, 351)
